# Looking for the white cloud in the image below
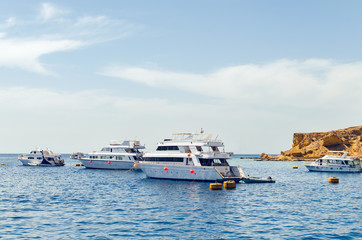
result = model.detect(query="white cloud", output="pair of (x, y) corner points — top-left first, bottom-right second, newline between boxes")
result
(0, 38), (83, 74)
(39, 3), (67, 21)
(0, 85), (360, 154)
(0, 87), (239, 153)
(100, 59), (362, 110)
(0, 3), (138, 74)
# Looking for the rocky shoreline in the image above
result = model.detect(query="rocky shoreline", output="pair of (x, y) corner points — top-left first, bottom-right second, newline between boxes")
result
(260, 126), (362, 161)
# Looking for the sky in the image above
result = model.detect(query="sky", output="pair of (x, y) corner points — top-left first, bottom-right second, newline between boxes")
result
(0, 0), (361, 154)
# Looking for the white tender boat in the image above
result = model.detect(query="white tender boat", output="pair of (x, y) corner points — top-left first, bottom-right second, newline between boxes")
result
(305, 151), (362, 172)
(18, 148), (65, 166)
(137, 132), (243, 182)
(79, 140), (145, 170)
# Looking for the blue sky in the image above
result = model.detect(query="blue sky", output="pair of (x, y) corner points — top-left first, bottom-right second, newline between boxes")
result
(0, 1), (361, 153)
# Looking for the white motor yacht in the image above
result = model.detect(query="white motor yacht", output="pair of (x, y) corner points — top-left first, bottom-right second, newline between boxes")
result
(137, 132), (243, 182)
(18, 148), (65, 166)
(79, 140), (145, 170)
(305, 151), (362, 172)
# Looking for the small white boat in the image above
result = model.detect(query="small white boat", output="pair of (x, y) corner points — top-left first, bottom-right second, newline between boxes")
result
(305, 151), (362, 173)
(78, 140), (145, 170)
(70, 152), (85, 159)
(137, 131), (243, 182)
(18, 148), (65, 166)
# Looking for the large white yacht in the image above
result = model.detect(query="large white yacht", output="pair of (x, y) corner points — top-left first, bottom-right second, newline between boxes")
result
(305, 151), (362, 172)
(18, 148), (65, 166)
(79, 140), (145, 170)
(137, 132), (243, 182)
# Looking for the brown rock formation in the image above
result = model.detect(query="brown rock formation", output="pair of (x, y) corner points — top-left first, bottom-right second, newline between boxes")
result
(261, 126), (362, 160)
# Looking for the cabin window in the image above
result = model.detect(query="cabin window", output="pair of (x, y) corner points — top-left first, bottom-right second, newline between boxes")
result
(37, 157), (42, 159)
(184, 146), (191, 153)
(211, 146), (219, 152)
(196, 146), (203, 152)
(156, 146), (179, 151)
(199, 158), (228, 166)
(145, 157), (183, 162)
(125, 149), (138, 153)
(29, 157), (34, 159)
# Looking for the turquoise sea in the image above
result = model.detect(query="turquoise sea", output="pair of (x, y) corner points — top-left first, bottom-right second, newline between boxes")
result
(0, 154), (361, 239)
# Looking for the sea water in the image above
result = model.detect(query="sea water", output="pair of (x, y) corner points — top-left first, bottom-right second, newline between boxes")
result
(0, 154), (361, 239)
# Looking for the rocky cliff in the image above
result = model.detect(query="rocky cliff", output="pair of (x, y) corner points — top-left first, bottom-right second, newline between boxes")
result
(261, 125), (362, 160)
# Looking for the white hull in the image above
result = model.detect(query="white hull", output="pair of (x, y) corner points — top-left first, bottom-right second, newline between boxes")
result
(79, 159), (135, 170)
(19, 159), (42, 166)
(19, 159), (64, 166)
(305, 165), (362, 173)
(138, 163), (242, 182)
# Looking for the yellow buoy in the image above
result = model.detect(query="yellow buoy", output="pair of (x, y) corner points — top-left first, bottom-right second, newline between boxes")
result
(75, 163), (81, 166)
(210, 183), (222, 190)
(1, 163), (5, 165)
(292, 166), (298, 169)
(80, 164), (84, 166)
(329, 177), (339, 184)
(223, 180), (236, 189)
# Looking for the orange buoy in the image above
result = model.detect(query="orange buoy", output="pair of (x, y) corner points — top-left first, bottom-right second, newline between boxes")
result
(133, 164), (138, 168)
(223, 180), (236, 189)
(210, 183), (222, 190)
(329, 177), (339, 184)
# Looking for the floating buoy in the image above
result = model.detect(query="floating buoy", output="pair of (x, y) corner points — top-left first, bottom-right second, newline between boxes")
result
(329, 177), (339, 184)
(75, 163), (81, 166)
(133, 164), (138, 168)
(108, 161), (111, 164)
(89, 160), (93, 163)
(190, 169), (195, 174)
(164, 167), (168, 171)
(293, 165), (298, 169)
(80, 164), (84, 166)
(1, 163), (5, 165)
(210, 183), (222, 190)
(223, 180), (236, 189)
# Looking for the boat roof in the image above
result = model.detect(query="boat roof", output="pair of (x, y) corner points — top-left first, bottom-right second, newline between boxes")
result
(159, 132), (224, 146)
(108, 140), (145, 149)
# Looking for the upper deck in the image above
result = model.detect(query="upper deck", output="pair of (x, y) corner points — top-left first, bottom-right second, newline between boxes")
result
(148, 132), (232, 158)
(158, 133), (224, 147)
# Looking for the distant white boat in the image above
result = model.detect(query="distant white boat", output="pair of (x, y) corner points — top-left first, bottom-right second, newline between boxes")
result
(78, 140), (145, 170)
(70, 152), (85, 159)
(305, 151), (362, 173)
(137, 131), (243, 182)
(18, 148), (65, 166)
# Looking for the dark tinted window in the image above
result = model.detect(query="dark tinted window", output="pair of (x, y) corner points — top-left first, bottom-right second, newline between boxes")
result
(145, 157), (183, 162)
(156, 146), (179, 151)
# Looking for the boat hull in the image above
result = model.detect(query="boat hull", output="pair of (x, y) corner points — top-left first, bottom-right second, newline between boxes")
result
(138, 163), (241, 182)
(79, 159), (136, 170)
(305, 165), (362, 173)
(19, 159), (64, 166)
